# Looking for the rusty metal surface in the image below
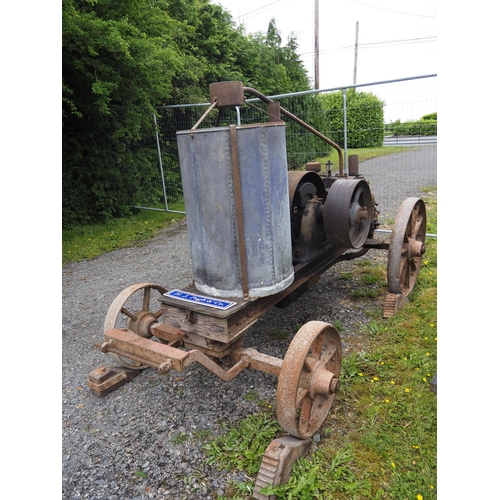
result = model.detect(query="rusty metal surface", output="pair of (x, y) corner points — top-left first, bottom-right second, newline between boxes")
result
(102, 283), (167, 369)
(348, 154), (359, 176)
(276, 321), (342, 439)
(382, 292), (409, 319)
(323, 179), (373, 249)
(253, 436), (312, 500)
(101, 329), (286, 384)
(387, 197), (427, 296)
(209, 81), (245, 107)
(229, 124), (250, 299)
(103, 283), (167, 335)
(306, 161), (322, 172)
(88, 365), (140, 397)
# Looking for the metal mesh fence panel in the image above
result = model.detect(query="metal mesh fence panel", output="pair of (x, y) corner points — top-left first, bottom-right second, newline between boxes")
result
(135, 75), (436, 224)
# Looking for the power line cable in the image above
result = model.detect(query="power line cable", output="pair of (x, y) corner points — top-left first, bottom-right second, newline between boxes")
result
(348, 0), (437, 19)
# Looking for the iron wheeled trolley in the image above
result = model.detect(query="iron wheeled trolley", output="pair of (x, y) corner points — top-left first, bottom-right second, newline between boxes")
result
(89, 81), (427, 497)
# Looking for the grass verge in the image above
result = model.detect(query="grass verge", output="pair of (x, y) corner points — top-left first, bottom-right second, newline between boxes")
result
(318, 145), (418, 167)
(202, 192), (437, 500)
(62, 204), (185, 265)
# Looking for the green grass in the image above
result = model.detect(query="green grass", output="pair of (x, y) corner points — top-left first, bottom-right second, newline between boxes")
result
(62, 203), (185, 265)
(203, 193), (437, 500)
(317, 145), (417, 170)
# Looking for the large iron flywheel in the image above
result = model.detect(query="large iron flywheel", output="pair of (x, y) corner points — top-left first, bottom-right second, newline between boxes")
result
(323, 179), (373, 249)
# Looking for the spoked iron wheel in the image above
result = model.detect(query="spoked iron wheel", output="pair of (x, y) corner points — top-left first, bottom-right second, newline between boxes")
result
(276, 321), (342, 439)
(387, 198), (427, 296)
(104, 283), (168, 369)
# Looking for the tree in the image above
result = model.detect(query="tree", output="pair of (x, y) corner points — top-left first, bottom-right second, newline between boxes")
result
(63, 1), (313, 226)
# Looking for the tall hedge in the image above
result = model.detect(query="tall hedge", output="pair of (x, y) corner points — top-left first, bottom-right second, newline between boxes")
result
(62, 0), (313, 227)
(319, 89), (384, 148)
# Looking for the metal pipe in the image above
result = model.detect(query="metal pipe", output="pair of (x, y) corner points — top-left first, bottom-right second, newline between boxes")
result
(374, 229), (437, 239)
(243, 86), (344, 174)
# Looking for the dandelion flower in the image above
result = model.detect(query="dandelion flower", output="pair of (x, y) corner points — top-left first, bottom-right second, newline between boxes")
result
(385, 399), (390, 403)
(417, 495), (423, 500)
(373, 376), (378, 381)
(405, 388), (411, 393)
(422, 377), (427, 382)
(391, 462), (396, 468)
(413, 445), (419, 449)
(390, 380), (395, 385)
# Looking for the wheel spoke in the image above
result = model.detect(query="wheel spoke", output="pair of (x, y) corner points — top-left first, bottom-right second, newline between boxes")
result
(120, 307), (137, 321)
(321, 343), (338, 364)
(299, 395), (313, 432)
(142, 287), (151, 311)
(412, 214), (425, 239)
(155, 309), (162, 319)
(401, 243), (409, 258)
(311, 332), (324, 359)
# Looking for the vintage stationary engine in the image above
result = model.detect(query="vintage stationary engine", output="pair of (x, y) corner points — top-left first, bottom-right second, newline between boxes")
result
(89, 81), (427, 498)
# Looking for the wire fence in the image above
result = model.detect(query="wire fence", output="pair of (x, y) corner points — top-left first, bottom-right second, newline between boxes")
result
(130, 74), (437, 218)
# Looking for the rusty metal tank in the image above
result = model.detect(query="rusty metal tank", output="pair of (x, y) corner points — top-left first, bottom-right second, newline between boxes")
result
(176, 122), (294, 299)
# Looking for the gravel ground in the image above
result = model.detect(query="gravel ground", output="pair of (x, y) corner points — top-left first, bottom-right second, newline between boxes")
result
(62, 146), (436, 499)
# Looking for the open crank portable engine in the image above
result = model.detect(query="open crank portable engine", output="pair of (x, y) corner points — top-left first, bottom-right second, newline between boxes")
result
(89, 81), (427, 497)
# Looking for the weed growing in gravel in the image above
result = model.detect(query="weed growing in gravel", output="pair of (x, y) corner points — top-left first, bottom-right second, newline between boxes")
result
(172, 431), (189, 444)
(203, 413), (283, 476)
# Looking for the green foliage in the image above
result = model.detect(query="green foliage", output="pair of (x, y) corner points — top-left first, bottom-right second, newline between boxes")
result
(62, 1), (312, 227)
(319, 89), (385, 148)
(386, 112), (437, 137)
(387, 119), (437, 137)
(203, 413), (282, 476)
(421, 112), (437, 121)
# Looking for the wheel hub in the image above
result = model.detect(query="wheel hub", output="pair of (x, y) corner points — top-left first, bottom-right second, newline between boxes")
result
(126, 310), (157, 339)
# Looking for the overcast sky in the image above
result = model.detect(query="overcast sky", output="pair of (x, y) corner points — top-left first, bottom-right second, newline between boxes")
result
(212, 0), (437, 90)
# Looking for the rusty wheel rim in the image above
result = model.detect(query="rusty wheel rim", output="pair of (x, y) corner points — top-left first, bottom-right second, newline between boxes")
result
(104, 283), (168, 369)
(276, 321), (342, 439)
(387, 198), (427, 296)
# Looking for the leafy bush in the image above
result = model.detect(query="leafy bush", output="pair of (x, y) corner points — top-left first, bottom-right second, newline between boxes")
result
(319, 89), (385, 148)
(387, 119), (437, 137)
(422, 112), (437, 121)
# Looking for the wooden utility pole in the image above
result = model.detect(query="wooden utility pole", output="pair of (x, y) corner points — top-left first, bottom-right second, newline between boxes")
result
(314, 0), (319, 89)
(353, 21), (359, 87)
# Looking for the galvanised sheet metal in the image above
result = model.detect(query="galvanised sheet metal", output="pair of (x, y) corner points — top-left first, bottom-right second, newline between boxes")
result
(177, 123), (293, 298)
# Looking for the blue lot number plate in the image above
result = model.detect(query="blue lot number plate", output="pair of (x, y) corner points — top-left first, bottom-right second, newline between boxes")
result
(164, 289), (237, 311)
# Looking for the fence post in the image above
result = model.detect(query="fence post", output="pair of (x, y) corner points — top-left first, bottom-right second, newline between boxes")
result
(153, 112), (169, 211)
(342, 88), (348, 175)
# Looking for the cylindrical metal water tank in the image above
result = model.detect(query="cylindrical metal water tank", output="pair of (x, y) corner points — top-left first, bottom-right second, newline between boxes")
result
(176, 122), (294, 299)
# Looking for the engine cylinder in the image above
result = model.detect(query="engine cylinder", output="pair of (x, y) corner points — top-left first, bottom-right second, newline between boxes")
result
(176, 123), (294, 298)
